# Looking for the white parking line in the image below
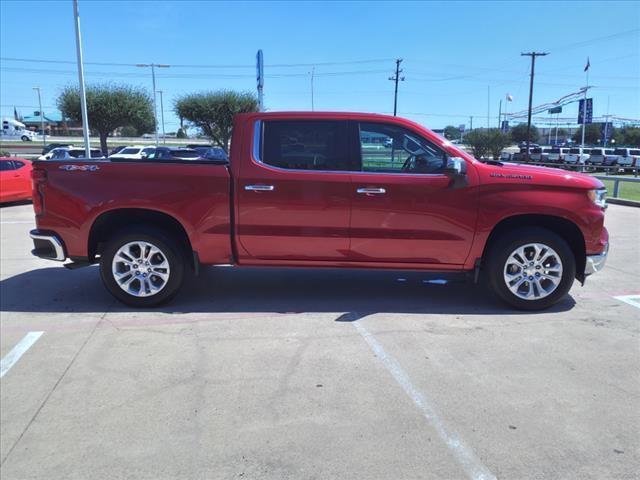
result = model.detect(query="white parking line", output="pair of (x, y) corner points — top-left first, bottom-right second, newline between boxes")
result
(0, 331), (44, 378)
(353, 321), (496, 480)
(614, 295), (640, 309)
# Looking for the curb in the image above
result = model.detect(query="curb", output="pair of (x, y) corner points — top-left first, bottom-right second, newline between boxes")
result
(608, 198), (640, 208)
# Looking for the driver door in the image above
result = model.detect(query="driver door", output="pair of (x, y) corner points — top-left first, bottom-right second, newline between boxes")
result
(348, 121), (477, 266)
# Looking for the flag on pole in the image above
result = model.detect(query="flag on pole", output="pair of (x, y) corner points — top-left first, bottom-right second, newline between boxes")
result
(584, 57), (590, 72)
(506, 94), (513, 102)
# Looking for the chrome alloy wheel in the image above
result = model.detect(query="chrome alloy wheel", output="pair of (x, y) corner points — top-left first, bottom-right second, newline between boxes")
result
(503, 243), (563, 300)
(111, 241), (171, 297)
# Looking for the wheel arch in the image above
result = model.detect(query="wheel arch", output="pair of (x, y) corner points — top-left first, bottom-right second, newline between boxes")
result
(481, 214), (586, 282)
(88, 208), (196, 269)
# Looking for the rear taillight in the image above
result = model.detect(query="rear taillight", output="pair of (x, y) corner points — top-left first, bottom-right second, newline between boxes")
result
(31, 168), (47, 215)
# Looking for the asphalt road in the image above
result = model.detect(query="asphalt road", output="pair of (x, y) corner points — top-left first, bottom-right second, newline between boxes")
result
(1, 203), (639, 480)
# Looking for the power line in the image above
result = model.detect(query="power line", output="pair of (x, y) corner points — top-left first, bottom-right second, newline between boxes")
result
(0, 56), (395, 69)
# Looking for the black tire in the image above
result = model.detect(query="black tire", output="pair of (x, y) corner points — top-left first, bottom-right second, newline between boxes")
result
(484, 227), (576, 310)
(21, 135), (30, 141)
(100, 226), (185, 307)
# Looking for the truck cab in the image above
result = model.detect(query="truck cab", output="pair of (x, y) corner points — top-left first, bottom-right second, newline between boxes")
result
(1, 118), (37, 141)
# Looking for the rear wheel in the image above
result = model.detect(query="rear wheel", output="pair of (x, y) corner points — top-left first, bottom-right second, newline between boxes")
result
(485, 227), (576, 310)
(21, 135), (30, 141)
(100, 227), (185, 307)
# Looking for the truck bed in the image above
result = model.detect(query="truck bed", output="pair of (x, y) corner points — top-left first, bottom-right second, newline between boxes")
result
(33, 159), (233, 264)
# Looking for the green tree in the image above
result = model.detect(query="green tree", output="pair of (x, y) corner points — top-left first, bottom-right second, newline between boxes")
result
(621, 127), (640, 147)
(464, 128), (511, 160)
(463, 129), (490, 159)
(174, 90), (258, 151)
(485, 128), (512, 160)
(572, 124), (601, 144)
(120, 125), (138, 137)
(57, 83), (154, 154)
(510, 123), (539, 143)
(443, 125), (461, 140)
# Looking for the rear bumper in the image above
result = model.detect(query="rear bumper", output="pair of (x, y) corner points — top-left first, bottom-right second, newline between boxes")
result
(30, 229), (66, 261)
(585, 242), (608, 276)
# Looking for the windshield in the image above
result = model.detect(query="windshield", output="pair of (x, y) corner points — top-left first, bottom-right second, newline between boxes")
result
(569, 148), (580, 154)
(120, 148), (141, 155)
(613, 149), (627, 155)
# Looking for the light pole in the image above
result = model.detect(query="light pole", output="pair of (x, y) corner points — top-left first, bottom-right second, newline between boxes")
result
(32, 87), (45, 148)
(136, 63), (169, 147)
(72, 0), (91, 156)
(310, 67), (315, 111)
(157, 90), (166, 144)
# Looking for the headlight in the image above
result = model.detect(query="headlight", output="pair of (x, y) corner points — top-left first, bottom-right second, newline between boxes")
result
(588, 189), (607, 208)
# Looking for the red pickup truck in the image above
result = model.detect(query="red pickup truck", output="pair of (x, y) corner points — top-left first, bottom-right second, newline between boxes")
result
(29, 112), (609, 310)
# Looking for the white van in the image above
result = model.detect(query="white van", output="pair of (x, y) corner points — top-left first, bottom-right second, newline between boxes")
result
(1, 118), (37, 141)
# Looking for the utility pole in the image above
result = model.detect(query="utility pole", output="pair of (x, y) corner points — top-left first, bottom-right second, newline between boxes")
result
(487, 85), (490, 129)
(72, 0), (91, 156)
(32, 87), (45, 149)
(603, 95), (611, 147)
(389, 58), (404, 116)
(498, 99), (502, 129)
(470, 116), (473, 131)
(157, 90), (166, 144)
(521, 51), (548, 160)
(136, 63), (170, 147)
(310, 67), (315, 111)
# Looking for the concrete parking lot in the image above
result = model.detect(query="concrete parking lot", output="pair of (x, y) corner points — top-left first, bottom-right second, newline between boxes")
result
(1, 202), (639, 480)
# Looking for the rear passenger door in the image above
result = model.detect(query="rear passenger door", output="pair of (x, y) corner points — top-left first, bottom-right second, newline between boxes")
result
(236, 119), (354, 261)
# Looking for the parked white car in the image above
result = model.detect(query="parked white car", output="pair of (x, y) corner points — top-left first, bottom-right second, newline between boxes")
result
(586, 148), (615, 166)
(610, 148), (640, 167)
(564, 147), (591, 165)
(546, 147), (570, 163)
(529, 147), (545, 162)
(109, 145), (156, 160)
(499, 151), (512, 161)
(40, 147), (104, 160)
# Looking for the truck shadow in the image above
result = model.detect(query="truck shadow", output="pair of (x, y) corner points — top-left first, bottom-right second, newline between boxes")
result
(0, 265), (575, 316)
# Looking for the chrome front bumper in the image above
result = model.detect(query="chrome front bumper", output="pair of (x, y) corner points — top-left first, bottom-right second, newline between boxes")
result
(585, 243), (609, 276)
(30, 229), (66, 261)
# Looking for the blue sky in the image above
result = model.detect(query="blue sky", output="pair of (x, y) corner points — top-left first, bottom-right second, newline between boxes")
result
(1, 0), (638, 132)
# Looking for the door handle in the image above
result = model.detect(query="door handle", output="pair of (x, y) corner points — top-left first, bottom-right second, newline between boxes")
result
(245, 184), (275, 192)
(356, 187), (386, 194)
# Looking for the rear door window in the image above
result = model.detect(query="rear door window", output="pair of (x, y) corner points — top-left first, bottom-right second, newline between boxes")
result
(0, 160), (15, 171)
(261, 120), (351, 171)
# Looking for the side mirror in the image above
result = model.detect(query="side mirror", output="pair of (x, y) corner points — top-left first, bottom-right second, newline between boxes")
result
(443, 157), (467, 176)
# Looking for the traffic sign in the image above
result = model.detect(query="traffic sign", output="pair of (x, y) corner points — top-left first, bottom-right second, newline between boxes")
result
(548, 106), (562, 114)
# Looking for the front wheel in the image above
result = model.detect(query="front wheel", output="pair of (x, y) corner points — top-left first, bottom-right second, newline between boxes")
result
(100, 227), (185, 307)
(21, 135), (31, 141)
(485, 227), (576, 310)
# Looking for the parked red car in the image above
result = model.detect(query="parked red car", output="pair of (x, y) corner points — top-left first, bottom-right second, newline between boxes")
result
(28, 112), (609, 310)
(0, 157), (32, 203)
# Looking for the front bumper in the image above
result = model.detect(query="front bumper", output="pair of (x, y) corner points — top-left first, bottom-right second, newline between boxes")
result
(585, 242), (608, 276)
(30, 229), (66, 261)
